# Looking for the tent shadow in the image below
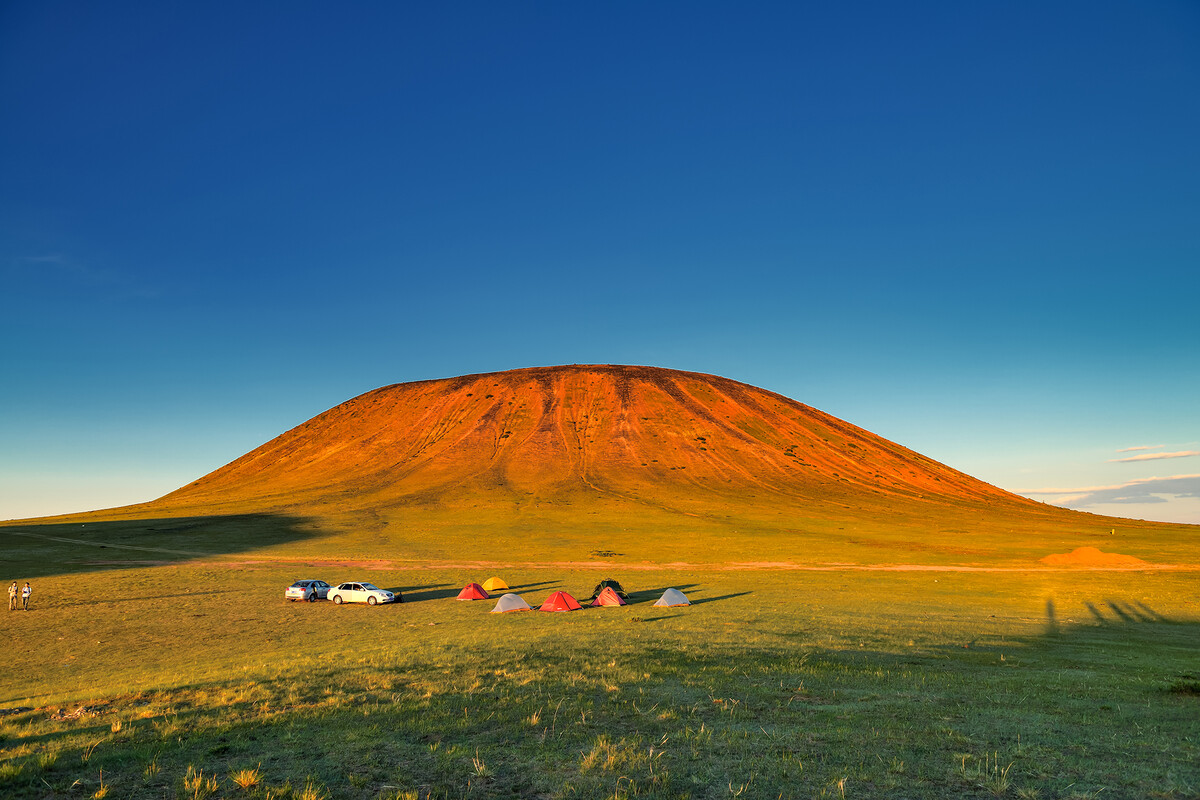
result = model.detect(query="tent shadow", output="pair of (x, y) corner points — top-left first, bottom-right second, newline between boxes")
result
(690, 591), (753, 606)
(394, 586), (460, 602)
(506, 581), (558, 592)
(396, 583), (451, 592)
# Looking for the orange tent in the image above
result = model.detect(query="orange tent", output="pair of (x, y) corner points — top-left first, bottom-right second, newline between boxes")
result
(590, 586), (627, 607)
(539, 591), (582, 612)
(456, 583), (489, 600)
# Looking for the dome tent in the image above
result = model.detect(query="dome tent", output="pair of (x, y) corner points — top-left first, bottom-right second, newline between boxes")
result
(652, 588), (690, 607)
(539, 591), (582, 612)
(490, 593), (532, 613)
(590, 586), (627, 607)
(589, 578), (628, 600)
(457, 583), (489, 600)
(482, 577), (509, 593)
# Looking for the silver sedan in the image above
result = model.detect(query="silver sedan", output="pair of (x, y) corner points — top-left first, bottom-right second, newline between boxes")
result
(328, 582), (396, 606)
(285, 579), (331, 602)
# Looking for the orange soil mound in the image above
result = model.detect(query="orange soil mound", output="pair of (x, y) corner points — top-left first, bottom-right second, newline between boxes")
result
(1039, 546), (1149, 567)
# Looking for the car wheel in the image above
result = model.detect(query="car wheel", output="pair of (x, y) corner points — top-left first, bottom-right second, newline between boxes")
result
(333, 595), (343, 605)
(308, 593), (317, 602)
(367, 596), (377, 606)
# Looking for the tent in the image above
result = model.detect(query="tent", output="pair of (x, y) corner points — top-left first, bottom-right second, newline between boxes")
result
(481, 577), (509, 593)
(652, 588), (690, 607)
(539, 591), (582, 612)
(590, 586), (627, 607)
(456, 583), (490, 600)
(490, 593), (532, 613)
(589, 578), (628, 600)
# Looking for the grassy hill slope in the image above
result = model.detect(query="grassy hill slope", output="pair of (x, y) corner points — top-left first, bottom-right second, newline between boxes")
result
(12, 365), (1197, 568)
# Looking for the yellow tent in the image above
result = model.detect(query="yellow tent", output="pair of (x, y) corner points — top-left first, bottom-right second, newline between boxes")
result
(482, 577), (509, 592)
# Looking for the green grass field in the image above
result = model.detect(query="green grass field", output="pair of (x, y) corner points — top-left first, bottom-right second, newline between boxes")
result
(2, 509), (1198, 800)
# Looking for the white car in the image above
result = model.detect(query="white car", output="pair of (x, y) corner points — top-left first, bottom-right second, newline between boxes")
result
(329, 582), (397, 606)
(285, 579), (331, 602)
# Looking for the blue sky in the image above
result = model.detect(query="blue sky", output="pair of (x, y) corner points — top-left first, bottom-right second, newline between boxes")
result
(3, 1), (1198, 523)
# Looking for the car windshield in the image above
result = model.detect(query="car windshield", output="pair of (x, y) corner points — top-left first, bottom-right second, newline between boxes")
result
(362, 583), (381, 591)
(291, 581), (310, 588)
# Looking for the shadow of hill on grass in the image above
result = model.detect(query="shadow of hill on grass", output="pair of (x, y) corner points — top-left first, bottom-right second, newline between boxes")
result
(0, 514), (323, 580)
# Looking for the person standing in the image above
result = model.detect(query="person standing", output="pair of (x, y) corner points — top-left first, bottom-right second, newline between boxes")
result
(7, 582), (16, 611)
(20, 582), (31, 611)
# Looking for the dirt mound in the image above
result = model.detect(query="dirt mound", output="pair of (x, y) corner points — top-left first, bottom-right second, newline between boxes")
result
(1039, 546), (1149, 567)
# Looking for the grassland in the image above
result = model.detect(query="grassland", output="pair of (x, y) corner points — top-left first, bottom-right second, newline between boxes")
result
(2, 515), (1198, 800)
(2, 368), (1197, 797)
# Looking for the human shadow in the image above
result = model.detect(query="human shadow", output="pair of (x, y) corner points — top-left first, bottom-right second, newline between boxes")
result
(54, 589), (236, 609)
(0, 514), (323, 580)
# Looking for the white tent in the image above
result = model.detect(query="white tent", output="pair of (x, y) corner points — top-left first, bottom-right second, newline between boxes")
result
(652, 588), (691, 607)
(490, 593), (532, 613)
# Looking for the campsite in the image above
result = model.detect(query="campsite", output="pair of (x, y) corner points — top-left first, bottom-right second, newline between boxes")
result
(1, 524), (1197, 799)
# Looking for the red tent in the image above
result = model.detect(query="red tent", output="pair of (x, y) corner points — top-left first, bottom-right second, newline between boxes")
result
(456, 583), (490, 600)
(539, 591), (582, 612)
(590, 586), (627, 607)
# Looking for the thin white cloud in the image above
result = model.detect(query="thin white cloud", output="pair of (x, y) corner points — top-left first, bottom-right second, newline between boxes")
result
(19, 254), (69, 266)
(1020, 474), (1200, 508)
(1108, 450), (1199, 463)
(1115, 444), (1163, 453)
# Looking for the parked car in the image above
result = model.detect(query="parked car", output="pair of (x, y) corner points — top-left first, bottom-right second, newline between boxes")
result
(285, 579), (331, 602)
(329, 582), (398, 605)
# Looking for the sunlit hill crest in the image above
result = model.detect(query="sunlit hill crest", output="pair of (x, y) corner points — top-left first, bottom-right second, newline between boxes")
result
(157, 364), (1034, 517)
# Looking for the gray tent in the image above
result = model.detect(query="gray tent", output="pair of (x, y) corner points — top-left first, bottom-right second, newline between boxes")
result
(652, 588), (690, 607)
(490, 593), (532, 613)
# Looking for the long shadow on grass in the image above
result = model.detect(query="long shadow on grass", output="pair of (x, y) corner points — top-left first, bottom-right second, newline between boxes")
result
(53, 589), (237, 609)
(690, 591), (753, 605)
(392, 585), (458, 602)
(0, 514), (324, 580)
(506, 581), (557, 592)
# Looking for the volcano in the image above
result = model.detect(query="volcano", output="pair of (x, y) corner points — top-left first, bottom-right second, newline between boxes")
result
(159, 365), (1031, 516)
(42, 365), (1174, 565)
